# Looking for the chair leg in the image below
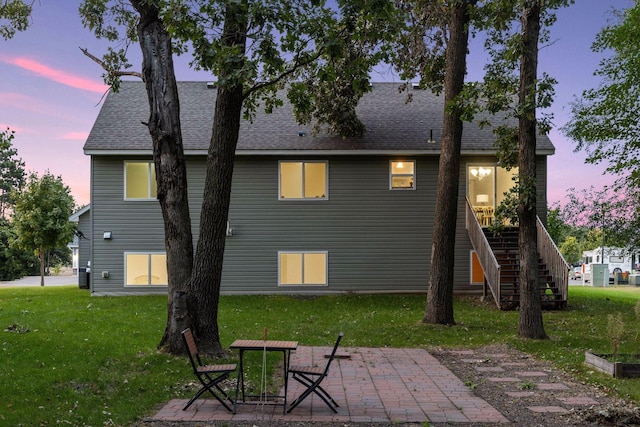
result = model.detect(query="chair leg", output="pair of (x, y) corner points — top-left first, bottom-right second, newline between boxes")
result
(311, 383), (339, 409)
(296, 374), (340, 408)
(183, 387), (207, 411)
(296, 373), (338, 408)
(183, 373), (234, 412)
(287, 374), (338, 414)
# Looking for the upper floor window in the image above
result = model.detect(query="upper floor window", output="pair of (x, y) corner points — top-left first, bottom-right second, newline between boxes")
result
(279, 161), (328, 200)
(125, 252), (167, 286)
(125, 161), (157, 200)
(390, 160), (415, 190)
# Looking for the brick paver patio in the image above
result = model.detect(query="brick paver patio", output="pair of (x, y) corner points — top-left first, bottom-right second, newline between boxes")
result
(149, 346), (510, 424)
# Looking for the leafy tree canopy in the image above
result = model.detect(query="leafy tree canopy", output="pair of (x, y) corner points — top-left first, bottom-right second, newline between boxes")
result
(13, 171), (76, 251)
(546, 206), (570, 245)
(559, 235), (580, 265)
(289, 0), (405, 136)
(80, 0), (398, 137)
(0, 218), (37, 281)
(581, 228), (606, 252)
(12, 171), (76, 285)
(0, 128), (26, 219)
(474, 0), (572, 167)
(0, 0), (32, 40)
(564, 3), (640, 189)
(562, 185), (637, 250)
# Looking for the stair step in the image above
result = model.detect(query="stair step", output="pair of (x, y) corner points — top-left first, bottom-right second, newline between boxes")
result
(482, 227), (566, 310)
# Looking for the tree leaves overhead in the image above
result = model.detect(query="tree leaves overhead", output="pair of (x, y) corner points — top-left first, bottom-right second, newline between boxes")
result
(79, 0), (138, 90)
(0, 0), (32, 40)
(564, 3), (640, 189)
(390, 0), (449, 94)
(80, 0), (387, 136)
(477, 1), (570, 146)
(286, 0), (406, 137)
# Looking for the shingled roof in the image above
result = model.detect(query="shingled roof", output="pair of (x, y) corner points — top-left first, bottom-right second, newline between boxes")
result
(83, 81), (555, 155)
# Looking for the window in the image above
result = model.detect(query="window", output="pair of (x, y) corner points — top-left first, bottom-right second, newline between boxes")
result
(125, 253), (167, 286)
(610, 256), (624, 263)
(467, 165), (519, 227)
(279, 251), (327, 286)
(468, 165), (518, 208)
(279, 161), (327, 200)
(390, 161), (415, 190)
(125, 161), (157, 200)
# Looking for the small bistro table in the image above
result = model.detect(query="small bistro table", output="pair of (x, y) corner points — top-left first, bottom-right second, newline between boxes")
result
(229, 339), (298, 414)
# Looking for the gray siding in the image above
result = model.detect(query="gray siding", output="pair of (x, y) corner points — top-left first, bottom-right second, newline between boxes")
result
(89, 153), (549, 295)
(90, 156), (165, 294)
(223, 155), (436, 293)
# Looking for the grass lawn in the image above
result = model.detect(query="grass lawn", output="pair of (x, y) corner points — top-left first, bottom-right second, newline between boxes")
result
(1, 284), (640, 426)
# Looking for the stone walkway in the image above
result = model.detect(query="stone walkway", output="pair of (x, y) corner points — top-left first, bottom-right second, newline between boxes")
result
(438, 346), (612, 425)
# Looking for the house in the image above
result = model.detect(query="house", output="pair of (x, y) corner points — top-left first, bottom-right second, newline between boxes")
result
(69, 204), (91, 288)
(82, 81), (567, 307)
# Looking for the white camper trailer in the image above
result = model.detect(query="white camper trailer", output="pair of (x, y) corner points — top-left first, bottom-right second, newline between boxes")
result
(582, 247), (640, 284)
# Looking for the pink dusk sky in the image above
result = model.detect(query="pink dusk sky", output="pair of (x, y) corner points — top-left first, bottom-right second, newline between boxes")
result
(0, 1), (631, 208)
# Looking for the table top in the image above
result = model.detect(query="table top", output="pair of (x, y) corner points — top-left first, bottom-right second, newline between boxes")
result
(230, 339), (298, 351)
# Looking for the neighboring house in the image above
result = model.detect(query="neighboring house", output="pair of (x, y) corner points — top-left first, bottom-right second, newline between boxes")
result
(67, 234), (79, 274)
(82, 81), (567, 307)
(69, 204), (91, 288)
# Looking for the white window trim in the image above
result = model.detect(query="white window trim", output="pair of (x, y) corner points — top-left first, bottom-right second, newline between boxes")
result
(278, 160), (329, 201)
(278, 250), (329, 286)
(124, 161), (156, 201)
(124, 251), (168, 287)
(389, 160), (416, 190)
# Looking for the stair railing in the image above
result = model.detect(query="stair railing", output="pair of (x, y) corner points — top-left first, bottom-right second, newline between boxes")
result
(466, 198), (501, 307)
(536, 216), (570, 305)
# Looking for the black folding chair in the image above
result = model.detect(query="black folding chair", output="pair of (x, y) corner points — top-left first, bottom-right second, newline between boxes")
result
(287, 332), (344, 413)
(181, 328), (237, 411)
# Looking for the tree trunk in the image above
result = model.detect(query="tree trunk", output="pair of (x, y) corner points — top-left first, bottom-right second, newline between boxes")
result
(130, 1), (194, 353)
(39, 249), (44, 286)
(423, 1), (471, 325)
(189, 1), (248, 356)
(517, 1), (546, 340)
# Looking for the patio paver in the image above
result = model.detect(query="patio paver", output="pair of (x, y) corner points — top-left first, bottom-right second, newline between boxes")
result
(149, 346), (510, 424)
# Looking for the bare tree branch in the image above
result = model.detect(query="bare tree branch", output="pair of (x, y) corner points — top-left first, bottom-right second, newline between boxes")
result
(80, 47), (143, 80)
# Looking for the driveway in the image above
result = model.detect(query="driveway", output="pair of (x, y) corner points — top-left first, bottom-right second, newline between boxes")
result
(0, 275), (78, 287)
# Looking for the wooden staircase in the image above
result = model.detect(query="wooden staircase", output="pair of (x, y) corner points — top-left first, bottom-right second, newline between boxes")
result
(484, 227), (566, 310)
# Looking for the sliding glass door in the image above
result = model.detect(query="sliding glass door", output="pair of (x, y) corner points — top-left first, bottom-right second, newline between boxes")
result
(467, 165), (517, 227)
